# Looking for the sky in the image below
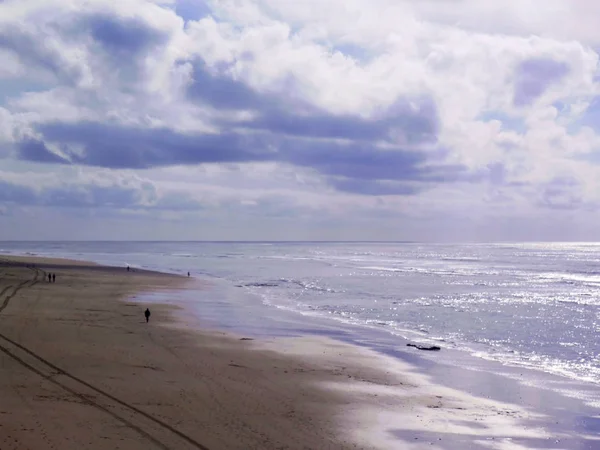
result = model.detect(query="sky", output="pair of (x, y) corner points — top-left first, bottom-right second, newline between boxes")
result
(1, 0), (600, 241)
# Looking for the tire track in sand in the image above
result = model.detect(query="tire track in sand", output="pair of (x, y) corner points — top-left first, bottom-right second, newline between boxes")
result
(0, 265), (211, 450)
(0, 268), (42, 314)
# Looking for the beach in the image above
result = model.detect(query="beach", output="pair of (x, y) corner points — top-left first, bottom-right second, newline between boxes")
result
(0, 254), (593, 449)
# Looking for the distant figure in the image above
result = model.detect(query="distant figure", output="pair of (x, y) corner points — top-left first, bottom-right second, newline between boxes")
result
(144, 308), (151, 323)
(127, 265), (130, 272)
(187, 272), (190, 277)
(52, 273), (56, 283)
(48, 273), (51, 283)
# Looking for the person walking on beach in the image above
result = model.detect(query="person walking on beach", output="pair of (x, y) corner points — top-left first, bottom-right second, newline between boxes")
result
(48, 273), (51, 283)
(52, 273), (55, 283)
(144, 308), (151, 323)
(187, 272), (190, 277)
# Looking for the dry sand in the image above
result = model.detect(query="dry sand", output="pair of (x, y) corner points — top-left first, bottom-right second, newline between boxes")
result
(0, 255), (559, 450)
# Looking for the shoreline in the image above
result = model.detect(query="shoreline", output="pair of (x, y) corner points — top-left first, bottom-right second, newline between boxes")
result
(5, 243), (598, 394)
(0, 254), (597, 449)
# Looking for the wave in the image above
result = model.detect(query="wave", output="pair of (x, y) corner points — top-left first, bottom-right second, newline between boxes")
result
(360, 266), (405, 273)
(440, 257), (482, 262)
(532, 272), (600, 288)
(242, 278), (344, 294)
(557, 298), (600, 307)
(470, 348), (600, 386)
(359, 265), (504, 277)
(256, 294), (442, 343)
(244, 282), (280, 288)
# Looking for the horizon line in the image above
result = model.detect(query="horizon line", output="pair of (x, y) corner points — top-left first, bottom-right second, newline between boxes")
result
(2, 240), (600, 244)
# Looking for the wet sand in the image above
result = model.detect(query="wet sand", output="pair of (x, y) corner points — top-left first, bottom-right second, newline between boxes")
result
(0, 255), (571, 449)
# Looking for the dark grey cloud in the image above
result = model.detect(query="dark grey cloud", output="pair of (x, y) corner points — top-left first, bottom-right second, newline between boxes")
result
(29, 122), (272, 168)
(514, 58), (569, 106)
(153, 192), (206, 211)
(84, 13), (172, 84)
(18, 139), (67, 164)
(0, 178), (201, 211)
(538, 176), (584, 210)
(246, 99), (436, 143)
(486, 162), (507, 185)
(462, 162), (533, 187)
(0, 180), (37, 205)
(186, 60), (276, 111)
(88, 14), (167, 56)
(15, 119), (468, 196)
(282, 140), (461, 183)
(0, 179), (146, 209)
(329, 178), (419, 196)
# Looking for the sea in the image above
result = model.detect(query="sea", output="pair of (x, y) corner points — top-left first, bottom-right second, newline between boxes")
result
(2, 241), (599, 414)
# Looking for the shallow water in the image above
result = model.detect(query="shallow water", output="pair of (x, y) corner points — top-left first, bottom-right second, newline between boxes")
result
(2, 241), (599, 403)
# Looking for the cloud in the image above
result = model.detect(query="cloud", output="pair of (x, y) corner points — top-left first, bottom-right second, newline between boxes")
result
(17, 139), (68, 164)
(2, 0), (600, 239)
(0, 169), (205, 211)
(514, 58), (570, 106)
(11, 45), (462, 195)
(0, 25), (79, 84)
(405, 0), (600, 44)
(2, 3), (461, 197)
(16, 102), (467, 194)
(174, 0), (212, 22)
(88, 14), (167, 56)
(0, 179), (37, 205)
(328, 178), (419, 196)
(186, 57), (439, 143)
(13, 119), (465, 196)
(245, 97), (438, 143)
(186, 59), (275, 111)
(0, 179), (150, 210)
(537, 176), (588, 210)
(22, 121), (272, 168)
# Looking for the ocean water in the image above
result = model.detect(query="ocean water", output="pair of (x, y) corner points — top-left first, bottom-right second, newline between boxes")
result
(1, 241), (599, 401)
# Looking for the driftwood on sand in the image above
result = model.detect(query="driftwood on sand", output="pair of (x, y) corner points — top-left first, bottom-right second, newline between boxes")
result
(407, 343), (441, 351)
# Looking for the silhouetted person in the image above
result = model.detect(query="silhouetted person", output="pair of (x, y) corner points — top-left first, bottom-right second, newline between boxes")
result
(127, 265), (130, 272)
(52, 273), (55, 283)
(48, 273), (51, 283)
(144, 308), (151, 323)
(187, 272), (190, 277)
